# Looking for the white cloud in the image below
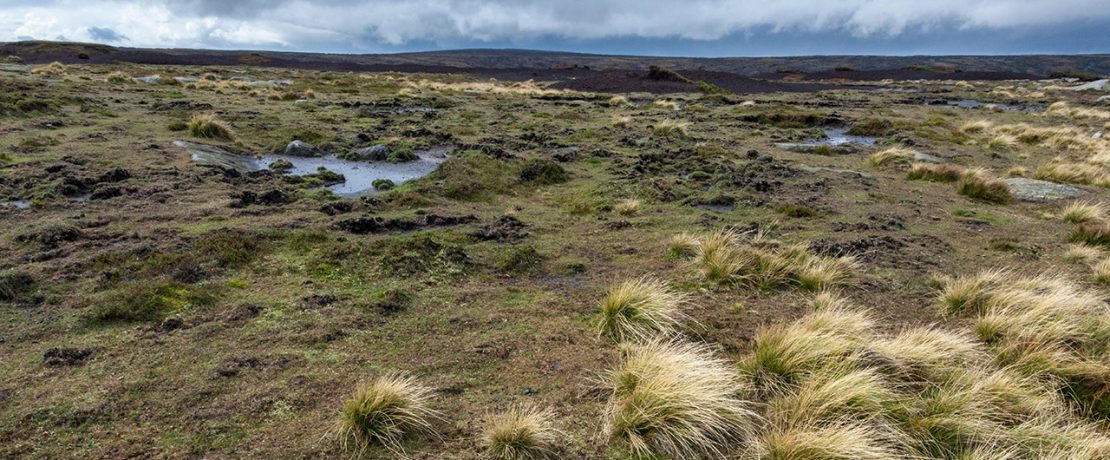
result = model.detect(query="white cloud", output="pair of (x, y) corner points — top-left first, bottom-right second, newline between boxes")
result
(0, 0), (1106, 51)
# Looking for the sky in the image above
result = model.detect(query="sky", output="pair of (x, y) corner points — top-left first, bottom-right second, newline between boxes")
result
(0, 0), (1108, 56)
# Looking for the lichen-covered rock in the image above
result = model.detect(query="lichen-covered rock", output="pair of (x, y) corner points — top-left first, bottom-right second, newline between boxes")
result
(1004, 178), (1086, 201)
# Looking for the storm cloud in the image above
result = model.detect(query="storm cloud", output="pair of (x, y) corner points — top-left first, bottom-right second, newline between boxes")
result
(0, 0), (1107, 55)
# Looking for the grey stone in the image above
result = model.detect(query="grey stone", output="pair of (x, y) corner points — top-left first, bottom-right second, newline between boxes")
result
(283, 140), (323, 157)
(1066, 79), (1108, 91)
(353, 144), (390, 161)
(134, 75), (162, 84)
(911, 151), (948, 164)
(1004, 178), (1086, 201)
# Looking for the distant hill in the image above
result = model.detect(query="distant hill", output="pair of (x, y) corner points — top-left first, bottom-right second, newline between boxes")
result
(2, 40), (1107, 79)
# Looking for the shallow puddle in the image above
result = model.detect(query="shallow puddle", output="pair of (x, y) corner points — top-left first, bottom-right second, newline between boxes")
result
(943, 99), (1042, 112)
(1, 200), (30, 209)
(807, 127), (877, 146)
(176, 141), (448, 196)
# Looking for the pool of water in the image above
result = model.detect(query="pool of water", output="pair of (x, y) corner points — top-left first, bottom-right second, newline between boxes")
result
(0, 200), (30, 209)
(176, 141), (448, 197)
(943, 99), (1042, 112)
(807, 127), (878, 146)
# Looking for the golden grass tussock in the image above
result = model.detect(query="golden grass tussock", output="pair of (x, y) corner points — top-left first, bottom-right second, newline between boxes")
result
(1063, 243), (1103, 263)
(611, 115), (631, 127)
(957, 168), (1013, 204)
(606, 95), (629, 107)
(1093, 258), (1110, 285)
(653, 119), (690, 138)
(1045, 101), (1110, 120)
(614, 198), (642, 216)
(934, 270), (1110, 417)
(187, 113), (234, 140)
(1069, 220), (1110, 246)
(866, 147), (913, 167)
(483, 404), (561, 460)
(738, 306), (873, 393)
(1035, 162), (1110, 187)
(907, 162), (963, 182)
(400, 78), (579, 97)
(1061, 201), (1105, 224)
(105, 71), (131, 83)
(960, 119), (994, 134)
(596, 277), (691, 342)
(604, 339), (757, 458)
(30, 61), (66, 76)
(651, 99), (681, 110)
(335, 373), (439, 456)
(681, 229), (856, 291)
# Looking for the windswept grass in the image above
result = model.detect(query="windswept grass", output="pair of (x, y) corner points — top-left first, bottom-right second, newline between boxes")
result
(935, 271), (1110, 418)
(335, 373), (439, 456)
(187, 113), (234, 140)
(483, 405), (561, 460)
(653, 119), (690, 138)
(604, 340), (756, 458)
(30, 61), (66, 76)
(866, 147), (913, 167)
(1036, 163), (1110, 188)
(1061, 201), (1105, 224)
(957, 168), (1012, 204)
(681, 229), (856, 291)
(596, 277), (690, 341)
(907, 162), (963, 182)
(614, 198), (642, 216)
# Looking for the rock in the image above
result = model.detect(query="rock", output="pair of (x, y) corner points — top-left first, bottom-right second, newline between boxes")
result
(134, 75), (162, 84)
(1066, 79), (1108, 91)
(353, 144), (390, 161)
(293, 99), (312, 106)
(798, 165), (875, 180)
(176, 140), (259, 173)
(911, 151), (948, 164)
(283, 140), (323, 157)
(774, 143), (857, 155)
(1004, 178), (1086, 202)
(174, 77), (197, 84)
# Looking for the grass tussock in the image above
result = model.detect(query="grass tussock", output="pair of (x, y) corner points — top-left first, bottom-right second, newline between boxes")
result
(1035, 163), (1110, 188)
(1061, 201), (1105, 224)
(727, 277), (1110, 459)
(483, 405), (561, 460)
(596, 277), (690, 341)
(30, 61), (66, 76)
(604, 339), (756, 458)
(957, 168), (1013, 204)
(653, 119), (690, 138)
(1063, 243), (1103, 263)
(187, 113), (234, 140)
(614, 198), (642, 216)
(1093, 258), (1110, 285)
(1070, 221), (1110, 247)
(105, 71), (131, 83)
(679, 229), (856, 291)
(1045, 101), (1110, 120)
(866, 147), (914, 167)
(336, 373), (439, 456)
(935, 270), (1110, 417)
(907, 162), (963, 182)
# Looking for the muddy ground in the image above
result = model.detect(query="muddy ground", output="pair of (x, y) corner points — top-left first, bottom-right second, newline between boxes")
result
(0, 61), (1107, 458)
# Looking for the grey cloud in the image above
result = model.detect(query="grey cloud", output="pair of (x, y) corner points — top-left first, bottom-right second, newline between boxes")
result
(88, 26), (128, 42)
